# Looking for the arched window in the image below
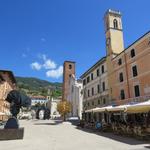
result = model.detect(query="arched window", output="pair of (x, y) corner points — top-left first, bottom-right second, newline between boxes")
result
(113, 19), (118, 29)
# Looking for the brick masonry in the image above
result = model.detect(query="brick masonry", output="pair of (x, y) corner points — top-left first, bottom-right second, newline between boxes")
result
(62, 61), (75, 101)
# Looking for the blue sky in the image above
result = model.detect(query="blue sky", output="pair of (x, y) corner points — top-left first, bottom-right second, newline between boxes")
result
(0, 0), (150, 82)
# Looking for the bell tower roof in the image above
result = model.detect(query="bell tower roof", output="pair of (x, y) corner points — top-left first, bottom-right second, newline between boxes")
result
(104, 9), (122, 18)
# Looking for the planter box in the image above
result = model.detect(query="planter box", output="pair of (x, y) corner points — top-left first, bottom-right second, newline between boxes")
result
(0, 128), (24, 140)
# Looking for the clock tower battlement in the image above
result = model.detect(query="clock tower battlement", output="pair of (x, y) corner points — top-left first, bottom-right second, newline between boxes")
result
(104, 9), (124, 56)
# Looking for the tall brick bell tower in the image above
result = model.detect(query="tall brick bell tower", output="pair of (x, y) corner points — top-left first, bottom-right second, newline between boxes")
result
(62, 61), (75, 101)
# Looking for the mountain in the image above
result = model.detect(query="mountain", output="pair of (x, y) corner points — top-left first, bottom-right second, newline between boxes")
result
(15, 76), (62, 98)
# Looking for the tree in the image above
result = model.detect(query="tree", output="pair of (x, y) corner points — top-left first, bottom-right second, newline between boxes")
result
(57, 100), (71, 121)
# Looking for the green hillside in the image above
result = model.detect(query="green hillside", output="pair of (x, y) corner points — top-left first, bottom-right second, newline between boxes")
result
(15, 76), (62, 98)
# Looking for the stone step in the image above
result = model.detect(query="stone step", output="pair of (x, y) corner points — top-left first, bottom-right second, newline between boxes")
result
(0, 128), (24, 140)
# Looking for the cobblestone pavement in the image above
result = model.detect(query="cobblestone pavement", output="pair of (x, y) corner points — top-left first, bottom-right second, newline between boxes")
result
(0, 120), (149, 150)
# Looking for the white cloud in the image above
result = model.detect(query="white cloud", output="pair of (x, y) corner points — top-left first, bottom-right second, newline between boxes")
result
(43, 59), (57, 69)
(30, 54), (59, 78)
(38, 54), (57, 69)
(46, 66), (63, 79)
(30, 62), (42, 70)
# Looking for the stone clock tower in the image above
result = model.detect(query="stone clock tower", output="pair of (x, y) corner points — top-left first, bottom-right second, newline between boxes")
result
(104, 9), (124, 102)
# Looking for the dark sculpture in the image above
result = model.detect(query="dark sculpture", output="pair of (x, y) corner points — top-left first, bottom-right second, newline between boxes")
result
(4, 90), (31, 129)
(36, 107), (50, 120)
(44, 108), (50, 120)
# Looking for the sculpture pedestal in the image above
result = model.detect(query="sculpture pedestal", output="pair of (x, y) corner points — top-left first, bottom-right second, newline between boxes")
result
(0, 128), (24, 140)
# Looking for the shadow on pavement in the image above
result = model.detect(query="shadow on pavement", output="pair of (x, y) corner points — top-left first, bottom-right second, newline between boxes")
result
(145, 145), (150, 149)
(76, 127), (150, 146)
(34, 120), (63, 126)
(67, 120), (80, 126)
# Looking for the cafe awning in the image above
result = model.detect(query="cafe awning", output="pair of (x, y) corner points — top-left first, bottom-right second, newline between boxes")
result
(85, 107), (100, 113)
(84, 100), (150, 114)
(125, 100), (150, 113)
(84, 106), (112, 113)
(93, 106), (113, 113)
(106, 105), (128, 112)
(85, 109), (93, 113)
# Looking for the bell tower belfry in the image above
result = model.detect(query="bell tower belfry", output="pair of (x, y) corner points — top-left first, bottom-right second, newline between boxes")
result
(104, 9), (124, 56)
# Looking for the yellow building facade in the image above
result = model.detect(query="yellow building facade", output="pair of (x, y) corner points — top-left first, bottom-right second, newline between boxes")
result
(104, 9), (150, 105)
(80, 9), (150, 109)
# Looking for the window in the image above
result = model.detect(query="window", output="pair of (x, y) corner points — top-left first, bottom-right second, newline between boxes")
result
(69, 64), (72, 69)
(97, 84), (100, 93)
(98, 99), (100, 105)
(88, 89), (90, 97)
(101, 65), (104, 74)
(97, 69), (99, 76)
(69, 74), (71, 78)
(83, 79), (86, 86)
(113, 19), (118, 29)
(132, 65), (138, 77)
(120, 90), (125, 100)
(134, 85), (140, 97)
(131, 49), (135, 58)
(87, 102), (90, 106)
(119, 72), (124, 82)
(118, 58), (122, 65)
(92, 87), (94, 96)
(102, 82), (105, 91)
(87, 76), (90, 83)
(91, 73), (93, 80)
